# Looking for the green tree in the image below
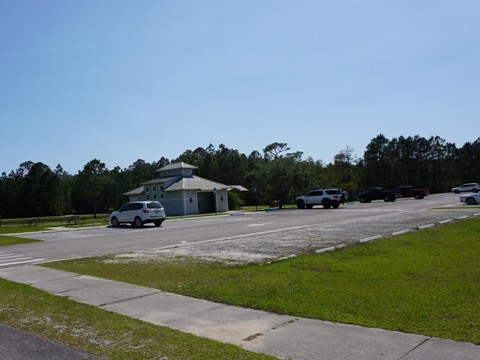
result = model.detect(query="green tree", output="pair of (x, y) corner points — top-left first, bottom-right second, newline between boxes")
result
(362, 134), (391, 188)
(263, 142), (290, 160)
(75, 159), (108, 218)
(128, 159), (157, 187)
(328, 147), (361, 196)
(22, 162), (56, 216)
(457, 138), (480, 183)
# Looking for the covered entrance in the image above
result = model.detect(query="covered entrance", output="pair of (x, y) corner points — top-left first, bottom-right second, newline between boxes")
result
(197, 191), (216, 214)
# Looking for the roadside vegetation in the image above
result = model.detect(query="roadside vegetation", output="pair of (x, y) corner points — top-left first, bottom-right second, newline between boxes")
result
(0, 279), (275, 359)
(45, 217), (480, 345)
(0, 214), (110, 233)
(0, 236), (41, 246)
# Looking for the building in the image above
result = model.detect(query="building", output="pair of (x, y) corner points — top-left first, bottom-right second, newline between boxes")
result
(124, 162), (246, 216)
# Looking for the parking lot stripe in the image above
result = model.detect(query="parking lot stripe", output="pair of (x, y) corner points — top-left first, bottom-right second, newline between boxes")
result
(0, 258), (45, 267)
(0, 252), (46, 267)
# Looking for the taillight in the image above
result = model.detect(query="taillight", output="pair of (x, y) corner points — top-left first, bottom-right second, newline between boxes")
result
(143, 209), (149, 214)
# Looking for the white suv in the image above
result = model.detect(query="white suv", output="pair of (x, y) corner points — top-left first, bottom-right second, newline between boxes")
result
(110, 201), (166, 227)
(296, 189), (347, 209)
(451, 183), (480, 194)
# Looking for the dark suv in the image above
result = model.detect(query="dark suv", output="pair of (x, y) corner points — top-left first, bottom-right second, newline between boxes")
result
(110, 201), (166, 227)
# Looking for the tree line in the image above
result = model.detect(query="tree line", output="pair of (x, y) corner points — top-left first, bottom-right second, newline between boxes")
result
(1, 134), (479, 219)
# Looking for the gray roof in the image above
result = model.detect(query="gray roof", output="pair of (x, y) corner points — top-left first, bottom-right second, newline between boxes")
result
(166, 175), (229, 192)
(141, 176), (177, 186)
(228, 185), (249, 192)
(125, 170), (246, 195)
(156, 162), (197, 172)
(124, 186), (144, 196)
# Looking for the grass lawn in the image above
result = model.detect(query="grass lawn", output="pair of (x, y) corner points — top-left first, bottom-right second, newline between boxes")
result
(0, 225), (50, 235)
(0, 279), (275, 359)
(0, 215), (111, 235)
(0, 235), (42, 246)
(45, 217), (480, 345)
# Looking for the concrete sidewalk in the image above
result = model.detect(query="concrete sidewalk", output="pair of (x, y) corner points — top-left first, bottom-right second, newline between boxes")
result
(0, 265), (478, 360)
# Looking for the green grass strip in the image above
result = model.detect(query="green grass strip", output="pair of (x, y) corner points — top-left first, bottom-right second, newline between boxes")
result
(45, 217), (480, 345)
(0, 279), (275, 359)
(0, 226), (49, 235)
(0, 236), (42, 246)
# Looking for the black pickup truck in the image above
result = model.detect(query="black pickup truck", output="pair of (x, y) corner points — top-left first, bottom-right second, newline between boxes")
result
(357, 187), (396, 203)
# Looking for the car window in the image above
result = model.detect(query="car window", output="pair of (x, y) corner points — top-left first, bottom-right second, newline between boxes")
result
(326, 190), (341, 195)
(147, 202), (162, 209)
(133, 203), (143, 210)
(120, 203), (132, 211)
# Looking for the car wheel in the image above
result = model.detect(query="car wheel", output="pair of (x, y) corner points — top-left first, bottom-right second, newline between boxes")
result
(296, 200), (305, 209)
(134, 217), (143, 227)
(154, 220), (163, 227)
(473, 189), (479, 193)
(111, 217), (119, 227)
(454, 190), (460, 194)
(322, 199), (332, 209)
(332, 201), (340, 209)
(466, 197), (476, 205)
(359, 197), (366, 203)
(384, 197), (390, 202)
(390, 197), (396, 202)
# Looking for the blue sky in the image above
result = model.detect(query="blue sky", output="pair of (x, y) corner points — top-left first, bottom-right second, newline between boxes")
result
(1, 1), (479, 175)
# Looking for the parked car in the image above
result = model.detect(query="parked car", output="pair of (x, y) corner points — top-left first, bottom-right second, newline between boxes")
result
(357, 187), (396, 203)
(110, 201), (166, 227)
(451, 183), (480, 194)
(460, 193), (480, 205)
(394, 185), (430, 199)
(295, 188), (347, 209)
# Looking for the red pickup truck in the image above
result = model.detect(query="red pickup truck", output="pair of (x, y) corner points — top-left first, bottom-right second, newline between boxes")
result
(394, 186), (430, 199)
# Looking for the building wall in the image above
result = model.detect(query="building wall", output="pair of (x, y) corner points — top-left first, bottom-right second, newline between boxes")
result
(144, 183), (165, 202)
(127, 195), (140, 202)
(129, 188), (229, 216)
(215, 189), (229, 213)
(184, 190), (199, 215)
(161, 191), (187, 216)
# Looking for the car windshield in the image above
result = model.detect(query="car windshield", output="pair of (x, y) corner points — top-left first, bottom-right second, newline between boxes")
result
(147, 202), (162, 209)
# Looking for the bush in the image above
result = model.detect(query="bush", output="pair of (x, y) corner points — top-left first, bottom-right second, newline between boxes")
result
(228, 191), (244, 210)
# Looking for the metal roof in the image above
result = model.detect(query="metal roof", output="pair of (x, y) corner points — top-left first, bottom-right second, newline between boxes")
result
(156, 162), (197, 172)
(228, 185), (249, 192)
(165, 175), (229, 192)
(124, 186), (144, 196)
(141, 176), (177, 186)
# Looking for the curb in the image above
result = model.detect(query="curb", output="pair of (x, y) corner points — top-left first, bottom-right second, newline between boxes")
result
(312, 212), (479, 254)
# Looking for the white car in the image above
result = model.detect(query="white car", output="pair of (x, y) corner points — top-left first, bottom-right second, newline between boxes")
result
(110, 201), (166, 227)
(451, 183), (480, 194)
(296, 189), (347, 209)
(460, 193), (480, 205)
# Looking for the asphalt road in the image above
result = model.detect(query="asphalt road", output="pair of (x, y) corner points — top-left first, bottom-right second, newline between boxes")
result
(0, 193), (468, 268)
(0, 324), (91, 360)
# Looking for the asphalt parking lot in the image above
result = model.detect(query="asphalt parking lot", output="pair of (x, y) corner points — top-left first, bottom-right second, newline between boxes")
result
(112, 202), (480, 265)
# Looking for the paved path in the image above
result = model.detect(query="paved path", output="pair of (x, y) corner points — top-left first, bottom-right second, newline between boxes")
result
(0, 324), (91, 360)
(0, 265), (478, 360)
